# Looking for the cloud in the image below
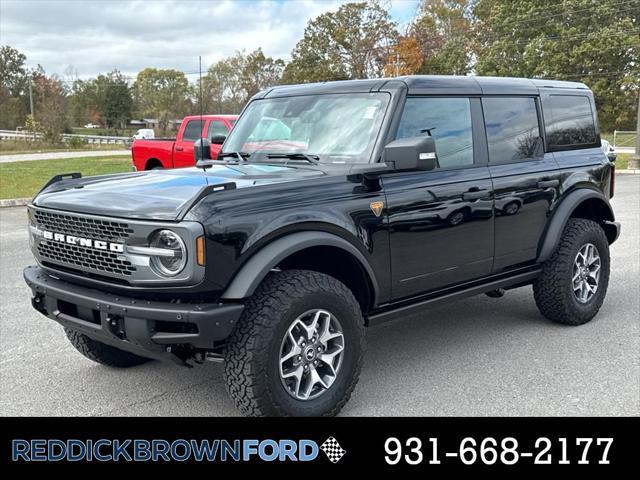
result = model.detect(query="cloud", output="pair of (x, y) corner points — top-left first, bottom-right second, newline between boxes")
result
(0, 0), (363, 79)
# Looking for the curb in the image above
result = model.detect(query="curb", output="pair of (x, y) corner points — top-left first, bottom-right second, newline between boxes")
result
(0, 197), (31, 208)
(616, 169), (639, 174)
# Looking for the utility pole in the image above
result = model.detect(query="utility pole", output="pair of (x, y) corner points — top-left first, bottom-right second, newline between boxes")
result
(631, 93), (640, 170)
(28, 77), (35, 140)
(395, 52), (400, 77)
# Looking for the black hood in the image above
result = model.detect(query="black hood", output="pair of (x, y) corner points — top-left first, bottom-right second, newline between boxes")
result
(33, 164), (325, 221)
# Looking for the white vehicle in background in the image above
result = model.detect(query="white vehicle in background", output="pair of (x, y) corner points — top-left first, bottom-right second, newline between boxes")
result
(133, 128), (155, 140)
(601, 139), (617, 162)
(84, 123), (100, 129)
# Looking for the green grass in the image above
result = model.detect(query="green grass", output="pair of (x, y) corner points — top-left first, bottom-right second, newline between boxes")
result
(0, 155), (132, 199)
(615, 153), (632, 170)
(601, 132), (636, 148)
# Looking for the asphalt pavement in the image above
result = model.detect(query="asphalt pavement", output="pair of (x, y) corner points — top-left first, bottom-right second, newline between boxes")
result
(1, 175), (638, 416)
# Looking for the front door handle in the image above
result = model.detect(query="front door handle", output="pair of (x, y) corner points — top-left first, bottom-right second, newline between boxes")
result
(537, 179), (559, 189)
(175, 146), (184, 152)
(462, 188), (489, 201)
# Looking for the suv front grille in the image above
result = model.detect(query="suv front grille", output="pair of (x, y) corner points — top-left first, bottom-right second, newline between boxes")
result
(34, 210), (133, 243)
(32, 209), (136, 277)
(29, 206), (204, 287)
(37, 241), (136, 276)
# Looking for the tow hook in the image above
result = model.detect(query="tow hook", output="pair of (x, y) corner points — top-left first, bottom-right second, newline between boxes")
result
(106, 315), (125, 339)
(31, 294), (46, 314)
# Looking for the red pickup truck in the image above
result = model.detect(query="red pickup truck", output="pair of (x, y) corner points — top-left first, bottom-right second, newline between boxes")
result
(131, 114), (237, 170)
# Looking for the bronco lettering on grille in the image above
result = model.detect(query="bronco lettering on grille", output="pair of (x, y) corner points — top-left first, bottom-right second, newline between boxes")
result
(42, 230), (124, 253)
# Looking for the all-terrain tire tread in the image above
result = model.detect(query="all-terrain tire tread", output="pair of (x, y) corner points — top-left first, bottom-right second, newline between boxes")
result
(533, 218), (609, 325)
(224, 269), (365, 417)
(64, 328), (151, 368)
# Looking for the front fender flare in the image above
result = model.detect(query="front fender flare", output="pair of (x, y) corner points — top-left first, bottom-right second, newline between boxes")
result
(220, 231), (379, 302)
(537, 189), (615, 263)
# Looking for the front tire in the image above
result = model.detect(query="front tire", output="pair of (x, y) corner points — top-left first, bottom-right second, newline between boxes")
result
(224, 269), (365, 417)
(65, 328), (152, 368)
(533, 219), (610, 325)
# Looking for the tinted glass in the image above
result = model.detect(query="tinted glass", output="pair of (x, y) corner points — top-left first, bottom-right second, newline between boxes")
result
(544, 95), (597, 148)
(182, 120), (204, 141)
(396, 97), (473, 168)
(224, 93), (389, 164)
(207, 120), (228, 138)
(483, 97), (541, 163)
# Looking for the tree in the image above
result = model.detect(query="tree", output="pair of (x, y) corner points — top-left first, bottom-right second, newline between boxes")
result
(411, 0), (474, 75)
(240, 48), (285, 99)
(0, 45), (30, 129)
(32, 73), (68, 143)
(68, 69), (133, 129)
(198, 48), (284, 114)
(97, 70), (133, 129)
(383, 36), (424, 76)
(133, 68), (189, 132)
(282, 1), (398, 83)
(0, 45), (28, 96)
(199, 58), (243, 114)
(473, 0), (640, 131)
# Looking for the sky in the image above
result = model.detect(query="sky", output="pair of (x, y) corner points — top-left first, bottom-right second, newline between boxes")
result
(0, 0), (420, 80)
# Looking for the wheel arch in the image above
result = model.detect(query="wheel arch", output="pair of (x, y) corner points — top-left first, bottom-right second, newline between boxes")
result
(145, 158), (162, 170)
(537, 189), (618, 263)
(220, 231), (379, 313)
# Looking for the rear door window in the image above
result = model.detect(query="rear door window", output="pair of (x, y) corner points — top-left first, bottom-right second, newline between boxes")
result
(482, 97), (542, 164)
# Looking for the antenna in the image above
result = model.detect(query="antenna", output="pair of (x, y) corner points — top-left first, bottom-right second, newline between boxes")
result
(196, 56), (212, 171)
(199, 55), (203, 133)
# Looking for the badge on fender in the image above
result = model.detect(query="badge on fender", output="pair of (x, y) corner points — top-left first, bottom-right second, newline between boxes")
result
(370, 201), (384, 217)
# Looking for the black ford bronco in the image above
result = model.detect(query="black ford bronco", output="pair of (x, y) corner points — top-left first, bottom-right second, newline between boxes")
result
(24, 76), (620, 417)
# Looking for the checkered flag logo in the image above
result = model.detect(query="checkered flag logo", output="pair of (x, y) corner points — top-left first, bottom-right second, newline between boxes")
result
(320, 436), (346, 463)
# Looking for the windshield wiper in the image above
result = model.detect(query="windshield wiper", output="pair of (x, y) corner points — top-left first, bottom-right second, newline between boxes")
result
(217, 151), (251, 162)
(266, 153), (320, 165)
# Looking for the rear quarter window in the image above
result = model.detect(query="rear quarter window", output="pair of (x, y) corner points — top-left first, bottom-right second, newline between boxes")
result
(543, 94), (598, 150)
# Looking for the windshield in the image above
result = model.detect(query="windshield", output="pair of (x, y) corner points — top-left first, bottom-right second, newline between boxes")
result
(222, 92), (390, 164)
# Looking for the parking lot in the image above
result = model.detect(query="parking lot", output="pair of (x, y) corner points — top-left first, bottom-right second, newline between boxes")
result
(1, 174), (638, 417)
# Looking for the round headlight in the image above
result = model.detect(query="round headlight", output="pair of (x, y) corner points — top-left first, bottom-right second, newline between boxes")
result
(149, 229), (187, 276)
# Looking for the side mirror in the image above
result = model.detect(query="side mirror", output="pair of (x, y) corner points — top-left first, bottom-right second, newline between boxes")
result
(194, 138), (211, 163)
(211, 134), (226, 145)
(383, 135), (438, 172)
(607, 152), (617, 162)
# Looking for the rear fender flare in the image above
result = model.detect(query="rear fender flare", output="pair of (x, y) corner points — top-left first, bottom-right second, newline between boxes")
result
(537, 189), (615, 263)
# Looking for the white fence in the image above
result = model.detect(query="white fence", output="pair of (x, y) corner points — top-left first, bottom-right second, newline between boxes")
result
(613, 130), (637, 149)
(0, 129), (129, 145)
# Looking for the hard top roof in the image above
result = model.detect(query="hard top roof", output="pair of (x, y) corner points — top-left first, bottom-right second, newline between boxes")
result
(261, 75), (589, 98)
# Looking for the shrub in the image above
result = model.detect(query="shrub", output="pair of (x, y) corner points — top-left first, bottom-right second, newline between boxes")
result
(67, 136), (88, 149)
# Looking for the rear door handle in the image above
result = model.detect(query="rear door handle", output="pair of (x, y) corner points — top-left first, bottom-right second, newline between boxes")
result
(175, 146), (184, 152)
(462, 188), (489, 201)
(537, 179), (559, 188)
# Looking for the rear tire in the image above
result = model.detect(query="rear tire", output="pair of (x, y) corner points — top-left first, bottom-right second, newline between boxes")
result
(533, 219), (610, 325)
(65, 328), (152, 368)
(224, 269), (365, 417)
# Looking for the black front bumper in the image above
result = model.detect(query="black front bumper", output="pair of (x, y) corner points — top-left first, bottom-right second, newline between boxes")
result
(24, 266), (244, 364)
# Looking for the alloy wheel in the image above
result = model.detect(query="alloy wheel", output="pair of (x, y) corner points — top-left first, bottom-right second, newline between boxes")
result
(572, 243), (601, 303)
(279, 309), (345, 401)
